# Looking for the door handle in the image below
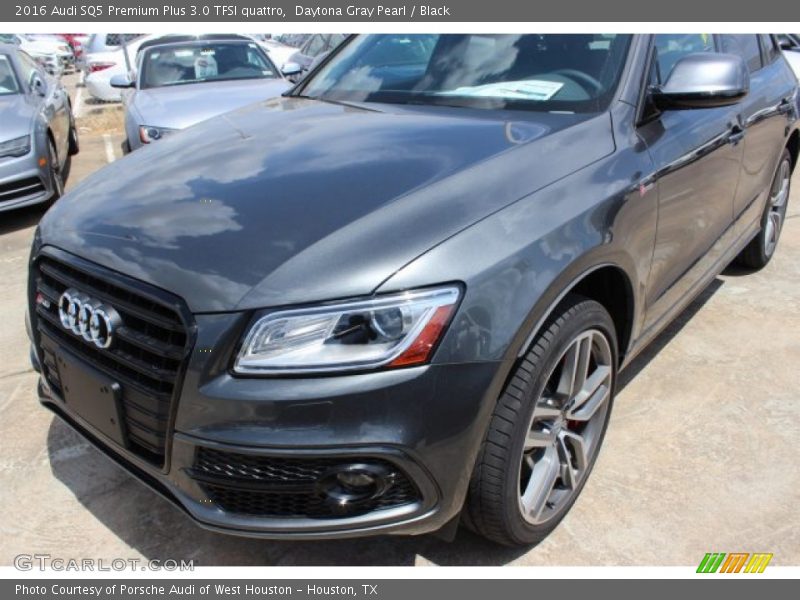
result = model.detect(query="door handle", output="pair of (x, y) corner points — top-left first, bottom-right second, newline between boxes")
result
(727, 124), (746, 145)
(777, 98), (793, 116)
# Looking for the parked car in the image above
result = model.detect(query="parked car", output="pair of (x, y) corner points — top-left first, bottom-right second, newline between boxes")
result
(0, 44), (78, 213)
(777, 34), (800, 78)
(276, 33), (311, 48)
(255, 37), (296, 70)
(57, 33), (90, 66)
(81, 33), (145, 82)
(0, 34), (67, 76)
(25, 34), (75, 72)
(112, 34), (291, 152)
(287, 33), (347, 71)
(84, 34), (157, 102)
(82, 33), (146, 62)
(29, 34), (797, 546)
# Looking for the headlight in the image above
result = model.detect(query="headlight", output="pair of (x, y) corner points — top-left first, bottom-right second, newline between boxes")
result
(234, 286), (461, 374)
(139, 125), (177, 144)
(0, 135), (31, 158)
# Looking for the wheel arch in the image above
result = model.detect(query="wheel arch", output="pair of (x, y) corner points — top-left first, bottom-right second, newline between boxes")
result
(515, 261), (637, 368)
(45, 126), (57, 153)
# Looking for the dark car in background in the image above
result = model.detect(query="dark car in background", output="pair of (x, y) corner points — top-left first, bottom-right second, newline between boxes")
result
(29, 34), (797, 546)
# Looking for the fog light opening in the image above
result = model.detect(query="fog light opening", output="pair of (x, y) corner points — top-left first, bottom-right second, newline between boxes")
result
(318, 463), (397, 514)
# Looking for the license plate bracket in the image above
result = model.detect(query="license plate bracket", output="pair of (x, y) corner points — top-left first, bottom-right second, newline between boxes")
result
(56, 349), (127, 447)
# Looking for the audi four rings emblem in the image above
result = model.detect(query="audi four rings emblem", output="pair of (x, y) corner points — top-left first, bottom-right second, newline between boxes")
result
(57, 288), (122, 349)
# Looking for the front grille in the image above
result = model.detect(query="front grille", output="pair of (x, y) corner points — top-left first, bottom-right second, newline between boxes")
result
(0, 176), (45, 203)
(190, 447), (420, 518)
(33, 254), (191, 466)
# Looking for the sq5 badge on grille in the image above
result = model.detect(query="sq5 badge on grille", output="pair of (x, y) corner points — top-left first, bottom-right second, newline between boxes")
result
(58, 288), (122, 349)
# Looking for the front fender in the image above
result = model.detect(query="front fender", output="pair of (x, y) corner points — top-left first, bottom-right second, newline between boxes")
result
(377, 144), (656, 368)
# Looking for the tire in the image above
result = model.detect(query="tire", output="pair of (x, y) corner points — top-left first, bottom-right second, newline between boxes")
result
(734, 149), (792, 269)
(465, 294), (618, 546)
(47, 138), (65, 203)
(68, 114), (79, 156)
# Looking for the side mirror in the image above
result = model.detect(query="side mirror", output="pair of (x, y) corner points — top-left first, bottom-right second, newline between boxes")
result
(652, 53), (749, 110)
(281, 62), (303, 78)
(31, 75), (46, 96)
(110, 74), (134, 89)
(778, 37), (795, 51)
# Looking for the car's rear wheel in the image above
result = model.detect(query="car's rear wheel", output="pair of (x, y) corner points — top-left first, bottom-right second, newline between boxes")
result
(48, 138), (65, 203)
(735, 149), (792, 269)
(465, 295), (617, 546)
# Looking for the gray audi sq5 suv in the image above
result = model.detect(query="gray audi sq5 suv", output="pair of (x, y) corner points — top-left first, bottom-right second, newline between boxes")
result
(28, 34), (797, 546)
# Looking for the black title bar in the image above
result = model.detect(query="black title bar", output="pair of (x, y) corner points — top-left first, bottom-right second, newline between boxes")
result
(2, 0), (800, 22)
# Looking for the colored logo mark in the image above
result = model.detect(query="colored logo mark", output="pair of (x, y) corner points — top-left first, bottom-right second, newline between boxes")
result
(697, 552), (773, 573)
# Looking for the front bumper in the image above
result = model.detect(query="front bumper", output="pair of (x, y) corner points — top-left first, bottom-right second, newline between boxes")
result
(37, 355), (501, 538)
(0, 152), (51, 213)
(30, 249), (505, 539)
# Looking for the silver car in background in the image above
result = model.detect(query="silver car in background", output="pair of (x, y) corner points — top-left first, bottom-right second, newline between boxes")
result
(0, 44), (77, 213)
(112, 34), (292, 152)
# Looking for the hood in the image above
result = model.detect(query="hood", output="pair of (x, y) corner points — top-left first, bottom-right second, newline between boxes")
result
(129, 78), (292, 130)
(39, 97), (614, 312)
(0, 94), (33, 140)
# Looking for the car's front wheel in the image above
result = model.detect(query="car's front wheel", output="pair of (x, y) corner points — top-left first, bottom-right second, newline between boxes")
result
(465, 294), (617, 546)
(68, 114), (80, 156)
(47, 138), (65, 203)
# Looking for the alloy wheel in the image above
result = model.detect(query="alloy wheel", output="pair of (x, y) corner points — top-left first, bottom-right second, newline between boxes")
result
(518, 328), (613, 525)
(764, 158), (791, 258)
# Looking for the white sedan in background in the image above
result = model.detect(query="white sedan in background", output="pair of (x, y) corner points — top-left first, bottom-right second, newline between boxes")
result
(85, 34), (159, 102)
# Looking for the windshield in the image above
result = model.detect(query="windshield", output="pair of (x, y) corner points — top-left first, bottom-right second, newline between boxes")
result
(299, 34), (632, 113)
(0, 55), (20, 95)
(140, 41), (278, 89)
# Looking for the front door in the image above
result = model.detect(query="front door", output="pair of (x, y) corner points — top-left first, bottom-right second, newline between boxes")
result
(639, 34), (744, 331)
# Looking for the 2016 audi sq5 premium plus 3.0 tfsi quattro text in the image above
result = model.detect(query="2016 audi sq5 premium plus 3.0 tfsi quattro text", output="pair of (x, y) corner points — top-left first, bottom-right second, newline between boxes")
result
(28, 34), (797, 546)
